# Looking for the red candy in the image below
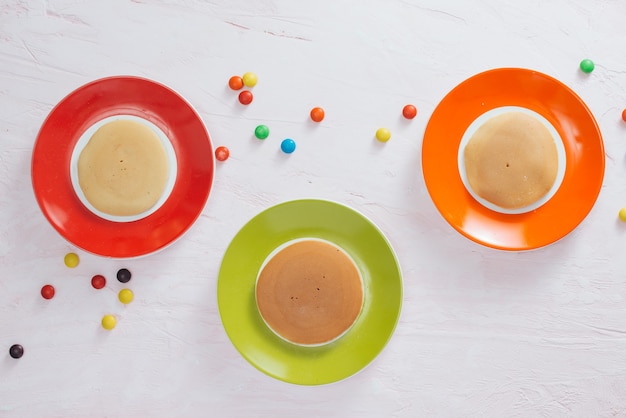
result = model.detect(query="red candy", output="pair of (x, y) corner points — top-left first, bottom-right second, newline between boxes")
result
(402, 104), (417, 119)
(41, 284), (55, 300)
(91, 275), (106, 290)
(238, 90), (253, 105)
(622, 108), (626, 122)
(228, 76), (243, 91)
(310, 107), (325, 122)
(215, 146), (230, 161)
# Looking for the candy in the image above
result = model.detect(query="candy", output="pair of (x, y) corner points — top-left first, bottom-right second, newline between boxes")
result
(580, 59), (594, 74)
(228, 75), (243, 90)
(64, 252), (79, 268)
(91, 275), (106, 290)
(118, 289), (134, 305)
(310, 107), (325, 122)
(101, 314), (116, 330)
(242, 72), (258, 88)
(238, 90), (253, 105)
(255, 124), (270, 140)
(622, 109), (626, 122)
(117, 268), (131, 283)
(376, 128), (391, 142)
(41, 284), (55, 300)
(9, 344), (24, 359)
(619, 207), (626, 222)
(402, 104), (417, 119)
(281, 138), (296, 154)
(215, 146), (230, 161)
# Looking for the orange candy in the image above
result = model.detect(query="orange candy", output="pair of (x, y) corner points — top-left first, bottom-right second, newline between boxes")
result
(310, 107), (325, 122)
(215, 146), (230, 161)
(228, 76), (243, 91)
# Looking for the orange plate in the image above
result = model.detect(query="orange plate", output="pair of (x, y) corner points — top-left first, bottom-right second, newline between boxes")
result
(422, 68), (604, 251)
(32, 76), (214, 258)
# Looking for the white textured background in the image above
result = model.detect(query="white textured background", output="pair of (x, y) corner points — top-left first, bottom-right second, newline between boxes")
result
(1, 0), (626, 416)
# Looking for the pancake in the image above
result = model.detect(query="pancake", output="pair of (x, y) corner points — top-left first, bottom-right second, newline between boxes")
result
(77, 119), (169, 217)
(463, 111), (558, 209)
(255, 239), (364, 346)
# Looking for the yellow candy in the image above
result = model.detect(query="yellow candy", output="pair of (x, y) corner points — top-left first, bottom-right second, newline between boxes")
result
(619, 207), (626, 222)
(101, 314), (116, 330)
(118, 289), (134, 305)
(376, 128), (391, 142)
(64, 252), (79, 268)
(242, 72), (257, 88)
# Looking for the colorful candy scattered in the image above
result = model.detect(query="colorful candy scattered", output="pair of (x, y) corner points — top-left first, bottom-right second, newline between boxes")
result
(310, 107), (325, 122)
(402, 104), (417, 119)
(118, 289), (134, 305)
(242, 72), (258, 88)
(228, 75), (243, 90)
(281, 138), (296, 154)
(9, 344), (24, 359)
(376, 128), (391, 142)
(238, 90), (253, 105)
(41, 284), (55, 300)
(117, 268), (131, 283)
(101, 314), (116, 330)
(619, 207), (626, 222)
(91, 274), (106, 290)
(64, 252), (79, 268)
(215, 146), (230, 161)
(622, 108), (626, 122)
(579, 59), (594, 74)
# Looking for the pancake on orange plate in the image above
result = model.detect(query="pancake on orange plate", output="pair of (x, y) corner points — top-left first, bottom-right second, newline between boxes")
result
(463, 111), (558, 210)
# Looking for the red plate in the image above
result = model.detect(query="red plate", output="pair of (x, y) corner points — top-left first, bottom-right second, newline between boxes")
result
(422, 68), (605, 250)
(32, 76), (214, 257)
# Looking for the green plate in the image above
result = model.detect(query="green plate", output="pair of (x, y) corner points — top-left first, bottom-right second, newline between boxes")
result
(217, 199), (403, 385)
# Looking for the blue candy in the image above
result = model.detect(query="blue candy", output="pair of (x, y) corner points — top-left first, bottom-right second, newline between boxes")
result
(281, 138), (296, 154)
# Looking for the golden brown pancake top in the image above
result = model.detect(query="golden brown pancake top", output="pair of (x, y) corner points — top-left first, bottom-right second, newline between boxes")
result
(256, 239), (364, 346)
(463, 112), (558, 209)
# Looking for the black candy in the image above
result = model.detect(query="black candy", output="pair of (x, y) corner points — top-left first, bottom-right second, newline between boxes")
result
(117, 268), (131, 283)
(9, 344), (24, 359)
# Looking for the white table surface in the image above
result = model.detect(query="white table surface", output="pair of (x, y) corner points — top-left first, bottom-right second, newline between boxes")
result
(2, 0), (626, 416)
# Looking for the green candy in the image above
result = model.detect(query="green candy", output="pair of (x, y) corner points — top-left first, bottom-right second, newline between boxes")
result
(579, 59), (594, 74)
(255, 124), (269, 140)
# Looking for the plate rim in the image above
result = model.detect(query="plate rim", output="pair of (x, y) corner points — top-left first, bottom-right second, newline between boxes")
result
(422, 67), (605, 251)
(216, 198), (403, 385)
